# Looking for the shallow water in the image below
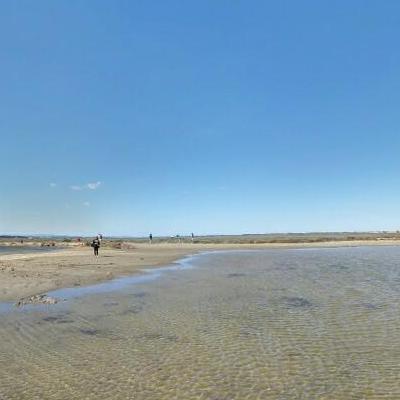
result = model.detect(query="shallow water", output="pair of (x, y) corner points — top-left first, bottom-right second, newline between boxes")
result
(0, 245), (59, 255)
(1, 247), (400, 399)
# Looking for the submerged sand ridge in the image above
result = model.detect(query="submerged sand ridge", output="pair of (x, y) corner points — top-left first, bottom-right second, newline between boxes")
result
(1, 240), (400, 303)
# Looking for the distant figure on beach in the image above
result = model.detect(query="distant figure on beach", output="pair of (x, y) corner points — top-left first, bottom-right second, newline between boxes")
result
(92, 237), (100, 256)
(191, 232), (194, 243)
(149, 233), (153, 244)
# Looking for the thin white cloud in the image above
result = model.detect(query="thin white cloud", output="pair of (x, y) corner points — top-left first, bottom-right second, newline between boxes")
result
(70, 181), (102, 191)
(49, 183), (57, 188)
(83, 201), (90, 207)
(87, 181), (101, 190)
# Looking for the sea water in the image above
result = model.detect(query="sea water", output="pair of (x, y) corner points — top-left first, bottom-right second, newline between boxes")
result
(0, 245), (59, 255)
(1, 246), (400, 399)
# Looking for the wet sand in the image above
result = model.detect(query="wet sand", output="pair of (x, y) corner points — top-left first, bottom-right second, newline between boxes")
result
(0, 240), (399, 302)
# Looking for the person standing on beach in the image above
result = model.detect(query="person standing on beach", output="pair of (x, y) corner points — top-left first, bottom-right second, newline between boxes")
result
(149, 233), (153, 244)
(92, 237), (100, 256)
(191, 232), (194, 243)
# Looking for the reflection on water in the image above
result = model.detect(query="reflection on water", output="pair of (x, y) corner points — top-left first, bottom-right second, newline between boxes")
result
(1, 247), (400, 399)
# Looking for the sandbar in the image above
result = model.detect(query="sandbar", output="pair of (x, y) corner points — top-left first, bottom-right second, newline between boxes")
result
(0, 240), (399, 302)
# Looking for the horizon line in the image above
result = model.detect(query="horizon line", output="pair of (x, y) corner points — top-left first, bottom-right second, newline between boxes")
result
(1, 230), (399, 239)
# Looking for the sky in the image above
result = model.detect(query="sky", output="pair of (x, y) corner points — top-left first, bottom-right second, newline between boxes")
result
(1, 0), (400, 237)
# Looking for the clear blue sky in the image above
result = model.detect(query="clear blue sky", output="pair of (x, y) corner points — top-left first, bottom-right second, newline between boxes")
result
(1, 1), (400, 236)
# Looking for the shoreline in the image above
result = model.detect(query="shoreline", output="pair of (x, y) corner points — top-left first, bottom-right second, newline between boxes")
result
(1, 240), (399, 303)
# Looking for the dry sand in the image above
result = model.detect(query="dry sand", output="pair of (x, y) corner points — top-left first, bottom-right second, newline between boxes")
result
(0, 240), (399, 303)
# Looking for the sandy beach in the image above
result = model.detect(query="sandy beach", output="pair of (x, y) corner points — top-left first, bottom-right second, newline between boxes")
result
(0, 239), (399, 303)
